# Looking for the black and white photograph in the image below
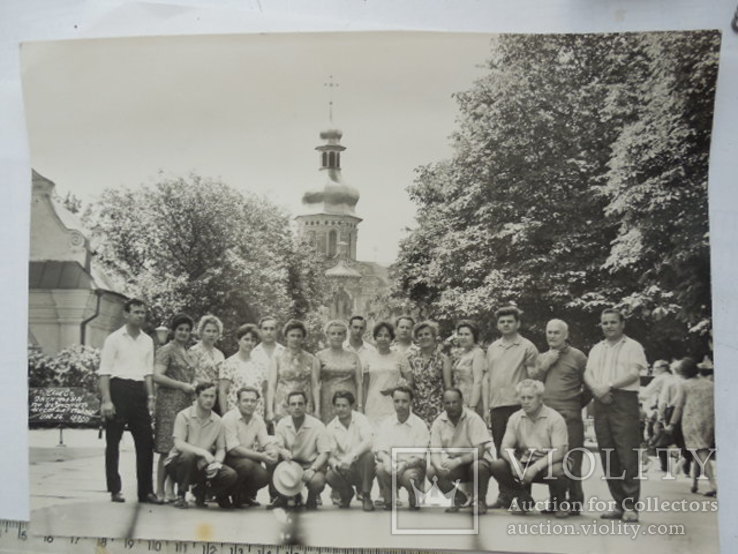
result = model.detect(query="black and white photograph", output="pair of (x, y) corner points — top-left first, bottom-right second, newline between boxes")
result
(22, 29), (721, 553)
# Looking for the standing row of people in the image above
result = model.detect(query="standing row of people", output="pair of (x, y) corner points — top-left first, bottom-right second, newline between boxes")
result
(99, 299), (714, 522)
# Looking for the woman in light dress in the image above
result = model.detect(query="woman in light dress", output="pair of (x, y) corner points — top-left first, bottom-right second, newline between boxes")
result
(667, 357), (717, 496)
(363, 321), (411, 427)
(189, 315), (225, 400)
(153, 313), (197, 502)
(266, 319), (319, 425)
(451, 320), (485, 415)
(316, 320), (363, 423)
(405, 320), (452, 428)
(218, 324), (268, 416)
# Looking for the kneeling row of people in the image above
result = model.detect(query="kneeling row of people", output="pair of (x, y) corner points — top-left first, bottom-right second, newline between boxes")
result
(165, 379), (570, 515)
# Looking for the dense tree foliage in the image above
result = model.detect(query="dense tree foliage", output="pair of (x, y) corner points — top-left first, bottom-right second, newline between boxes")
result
(393, 31), (719, 358)
(84, 174), (328, 353)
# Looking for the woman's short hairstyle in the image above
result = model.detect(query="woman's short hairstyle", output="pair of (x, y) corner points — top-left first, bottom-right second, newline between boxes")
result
(455, 319), (479, 343)
(678, 357), (699, 379)
(515, 379), (545, 397)
(332, 390), (356, 406)
(196, 314), (223, 339)
(601, 307), (624, 322)
(282, 319), (307, 339)
(236, 323), (260, 342)
(170, 312), (194, 331)
(395, 315), (415, 328)
(323, 319), (349, 336)
(373, 321), (396, 341)
(413, 320), (439, 339)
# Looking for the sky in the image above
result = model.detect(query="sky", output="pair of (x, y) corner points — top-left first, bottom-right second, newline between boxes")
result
(20, 31), (495, 265)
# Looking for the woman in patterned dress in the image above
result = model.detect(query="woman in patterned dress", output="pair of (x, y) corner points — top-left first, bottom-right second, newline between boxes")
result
(451, 320), (485, 415)
(266, 319), (319, 425)
(667, 357), (717, 496)
(405, 320), (452, 427)
(218, 324), (268, 416)
(316, 320), (363, 424)
(153, 313), (197, 502)
(189, 315), (225, 406)
(363, 321), (410, 427)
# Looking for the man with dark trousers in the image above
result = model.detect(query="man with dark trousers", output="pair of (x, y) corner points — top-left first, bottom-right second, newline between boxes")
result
(584, 308), (647, 523)
(98, 298), (158, 504)
(532, 319), (590, 515)
(483, 305), (539, 509)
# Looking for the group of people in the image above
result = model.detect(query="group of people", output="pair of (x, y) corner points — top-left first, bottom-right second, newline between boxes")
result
(640, 356), (716, 496)
(98, 299), (716, 522)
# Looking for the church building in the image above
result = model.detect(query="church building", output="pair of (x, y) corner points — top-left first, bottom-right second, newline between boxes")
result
(296, 126), (390, 320)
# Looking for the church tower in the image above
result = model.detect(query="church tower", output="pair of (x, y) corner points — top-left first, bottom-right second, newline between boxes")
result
(295, 127), (362, 261)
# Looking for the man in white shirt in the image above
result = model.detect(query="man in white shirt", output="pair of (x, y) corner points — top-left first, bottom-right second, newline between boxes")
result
(251, 316), (285, 371)
(584, 308), (648, 523)
(344, 315), (377, 368)
(374, 386), (430, 510)
(222, 386), (278, 507)
(98, 298), (158, 504)
(326, 390), (375, 511)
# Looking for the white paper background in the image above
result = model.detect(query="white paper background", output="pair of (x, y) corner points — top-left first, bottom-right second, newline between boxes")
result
(2, 1), (736, 551)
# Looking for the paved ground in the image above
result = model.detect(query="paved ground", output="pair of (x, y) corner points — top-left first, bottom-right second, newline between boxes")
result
(29, 429), (720, 553)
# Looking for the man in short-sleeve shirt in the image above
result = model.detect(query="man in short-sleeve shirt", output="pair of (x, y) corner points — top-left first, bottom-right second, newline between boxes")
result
(483, 305), (539, 508)
(489, 379), (570, 518)
(584, 308), (647, 522)
(325, 390), (376, 510)
(429, 388), (493, 513)
(374, 386), (430, 510)
(345, 315), (377, 368)
(165, 383), (237, 509)
(97, 299), (157, 504)
(222, 386), (278, 507)
(532, 319), (590, 512)
(273, 390), (331, 509)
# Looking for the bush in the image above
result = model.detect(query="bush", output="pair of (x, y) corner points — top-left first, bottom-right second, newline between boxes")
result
(28, 345), (101, 394)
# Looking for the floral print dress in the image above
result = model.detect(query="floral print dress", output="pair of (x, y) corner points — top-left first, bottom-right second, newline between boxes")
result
(407, 350), (446, 427)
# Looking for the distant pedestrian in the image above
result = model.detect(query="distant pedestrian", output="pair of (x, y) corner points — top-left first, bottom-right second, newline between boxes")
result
(666, 357), (716, 496)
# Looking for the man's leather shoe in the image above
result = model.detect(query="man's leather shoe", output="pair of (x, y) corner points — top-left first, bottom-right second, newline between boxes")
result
(600, 509), (624, 520)
(475, 500), (488, 515)
(139, 493), (163, 504)
(362, 496), (375, 511)
(111, 492), (125, 503)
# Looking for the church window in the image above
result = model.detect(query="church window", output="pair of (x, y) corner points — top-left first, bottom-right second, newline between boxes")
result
(329, 151), (336, 168)
(322, 152), (327, 167)
(336, 152), (341, 168)
(328, 229), (338, 257)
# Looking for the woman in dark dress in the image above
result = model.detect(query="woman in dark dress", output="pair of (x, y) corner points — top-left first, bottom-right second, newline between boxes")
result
(153, 313), (197, 502)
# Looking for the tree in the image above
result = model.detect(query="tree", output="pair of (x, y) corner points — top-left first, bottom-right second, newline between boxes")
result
(84, 174), (328, 352)
(393, 31), (719, 357)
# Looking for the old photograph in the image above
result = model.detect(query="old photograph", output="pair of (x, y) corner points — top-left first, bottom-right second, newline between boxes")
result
(22, 30), (720, 552)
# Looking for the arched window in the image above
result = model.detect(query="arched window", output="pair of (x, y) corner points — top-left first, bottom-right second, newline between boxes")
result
(336, 152), (341, 168)
(322, 152), (327, 167)
(328, 229), (338, 257)
(329, 151), (336, 168)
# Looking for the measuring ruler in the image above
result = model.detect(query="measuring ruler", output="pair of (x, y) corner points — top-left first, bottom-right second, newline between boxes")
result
(0, 520), (456, 554)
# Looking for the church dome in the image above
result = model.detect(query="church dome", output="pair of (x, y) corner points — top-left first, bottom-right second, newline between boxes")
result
(300, 127), (361, 217)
